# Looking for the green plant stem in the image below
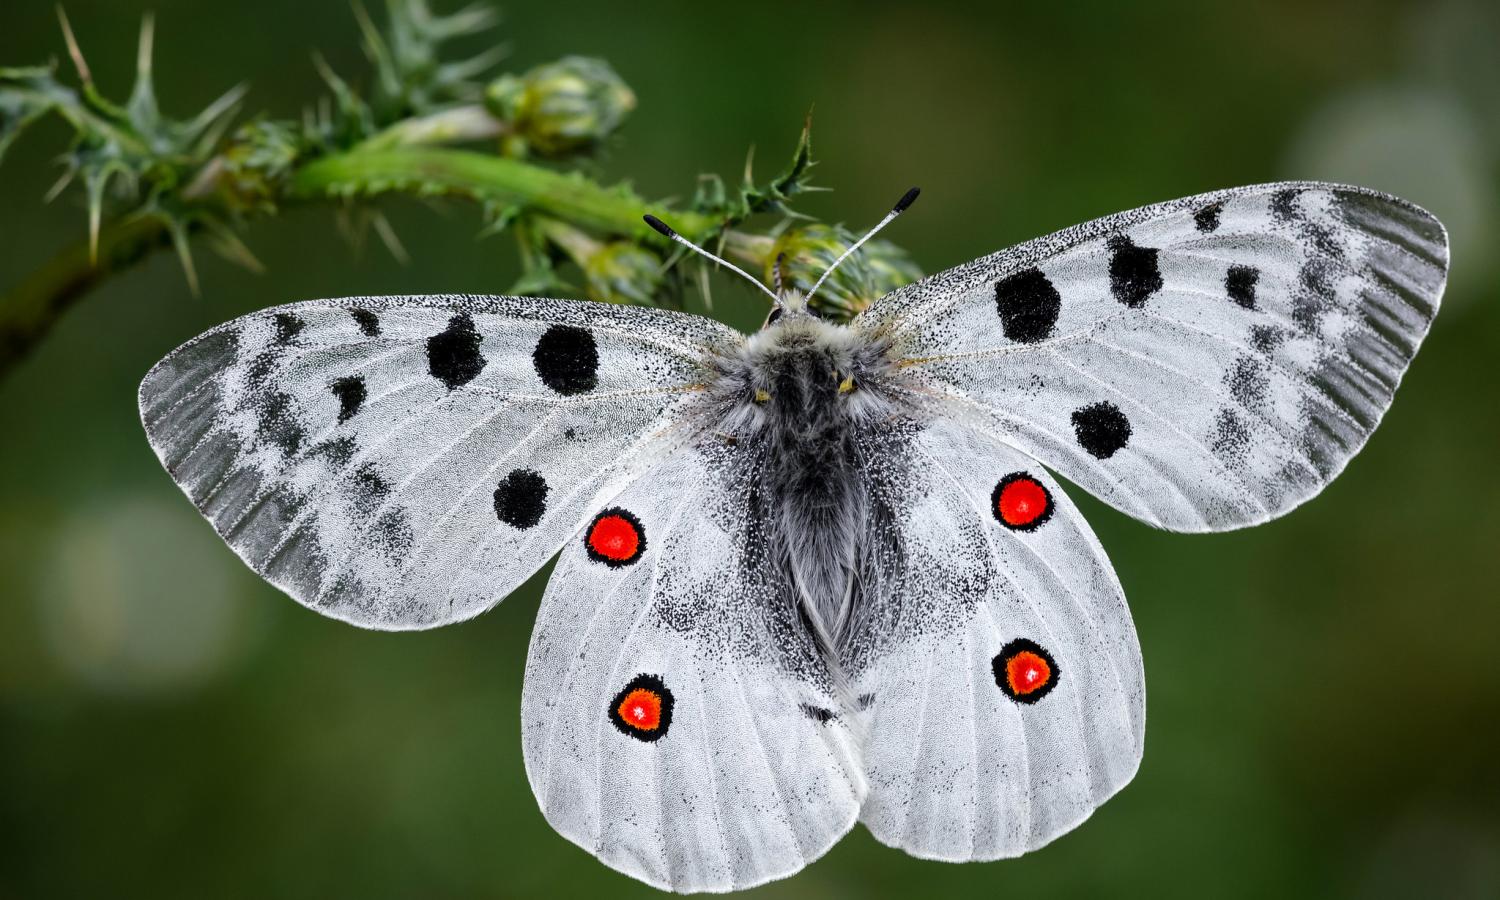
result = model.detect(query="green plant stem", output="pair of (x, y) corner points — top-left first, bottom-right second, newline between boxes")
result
(0, 147), (717, 379)
(289, 148), (717, 242)
(0, 215), (174, 377)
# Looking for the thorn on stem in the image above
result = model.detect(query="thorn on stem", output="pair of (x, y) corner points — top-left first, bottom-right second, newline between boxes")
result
(56, 6), (93, 87)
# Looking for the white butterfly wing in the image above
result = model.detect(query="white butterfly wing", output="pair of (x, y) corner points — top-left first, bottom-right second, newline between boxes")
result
(857, 183), (1448, 531)
(139, 294), (739, 629)
(522, 439), (865, 892)
(851, 419), (1142, 860)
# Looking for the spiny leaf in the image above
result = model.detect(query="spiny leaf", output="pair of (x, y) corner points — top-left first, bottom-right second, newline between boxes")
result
(205, 224), (266, 274)
(366, 0), (504, 120)
(689, 119), (820, 226)
(0, 65), (73, 162)
(185, 83), (249, 156)
(126, 15), (160, 136)
(311, 54), (375, 146)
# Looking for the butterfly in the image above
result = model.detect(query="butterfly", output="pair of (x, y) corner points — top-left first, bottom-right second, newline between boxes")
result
(139, 181), (1447, 892)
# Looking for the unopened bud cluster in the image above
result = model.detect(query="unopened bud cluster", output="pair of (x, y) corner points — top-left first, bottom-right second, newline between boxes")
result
(485, 57), (636, 159)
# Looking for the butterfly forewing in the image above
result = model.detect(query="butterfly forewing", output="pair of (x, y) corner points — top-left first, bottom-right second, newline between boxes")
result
(857, 182), (1448, 531)
(138, 294), (738, 629)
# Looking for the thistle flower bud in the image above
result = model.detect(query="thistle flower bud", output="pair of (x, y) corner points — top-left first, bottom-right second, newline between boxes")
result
(737, 223), (922, 319)
(582, 240), (662, 306)
(540, 218), (662, 306)
(485, 56), (635, 159)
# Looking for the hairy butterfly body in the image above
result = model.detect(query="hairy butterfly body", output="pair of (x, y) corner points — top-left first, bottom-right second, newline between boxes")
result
(140, 181), (1447, 891)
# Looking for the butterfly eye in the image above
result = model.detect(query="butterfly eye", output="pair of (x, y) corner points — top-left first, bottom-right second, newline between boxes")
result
(765, 307), (784, 327)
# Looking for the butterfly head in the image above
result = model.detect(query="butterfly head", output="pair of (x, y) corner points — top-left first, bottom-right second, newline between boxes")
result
(762, 286), (818, 329)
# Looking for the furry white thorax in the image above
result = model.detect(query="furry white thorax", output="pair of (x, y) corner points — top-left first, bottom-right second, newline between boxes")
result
(704, 302), (902, 674)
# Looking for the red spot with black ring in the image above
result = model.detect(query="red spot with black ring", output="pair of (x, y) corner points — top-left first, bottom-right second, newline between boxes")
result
(992, 472), (1053, 531)
(608, 674), (674, 741)
(585, 507), (645, 566)
(992, 638), (1059, 704)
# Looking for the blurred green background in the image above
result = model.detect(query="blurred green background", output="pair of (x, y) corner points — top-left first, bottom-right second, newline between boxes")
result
(2, 0), (1498, 897)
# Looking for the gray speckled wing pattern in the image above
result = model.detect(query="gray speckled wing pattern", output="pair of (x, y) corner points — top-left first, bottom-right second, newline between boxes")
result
(522, 437), (864, 892)
(850, 419), (1141, 861)
(857, 182), (1448, 531)
(138, 294), (737, 629)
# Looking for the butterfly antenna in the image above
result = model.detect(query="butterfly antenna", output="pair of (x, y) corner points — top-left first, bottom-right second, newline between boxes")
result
(805, 187), (920, 305)
(643, 214), (780, 304)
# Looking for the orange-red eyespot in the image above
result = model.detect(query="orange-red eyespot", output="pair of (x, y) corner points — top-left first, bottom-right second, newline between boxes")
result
(608, 674), (674, 741)
(992, 638), (1059, 704)
(585, 507), (645, 566)
(992, 472), (1053, 531)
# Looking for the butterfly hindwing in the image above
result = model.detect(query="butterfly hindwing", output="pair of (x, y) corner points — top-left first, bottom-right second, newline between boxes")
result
(857, 182), (1448, 531)
(848, 419), (1144, 860)
(139, 294), (738, 629)
(522, 439), (865, 892)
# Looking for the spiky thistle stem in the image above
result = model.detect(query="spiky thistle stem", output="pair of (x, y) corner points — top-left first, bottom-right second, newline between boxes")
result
(0, 2), (920, 381)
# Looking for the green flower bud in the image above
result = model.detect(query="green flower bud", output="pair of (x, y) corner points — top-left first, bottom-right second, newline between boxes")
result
(485, 56), (635, 159)
(582, 240), (663, 306)
(760, 223), (922, 319)
(218, 119), (302, 213)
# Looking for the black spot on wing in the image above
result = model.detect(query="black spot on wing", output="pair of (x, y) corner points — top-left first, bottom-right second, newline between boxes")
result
(1071, 401), (1131, 459)
(1226, 265), (1259, 309)
(427, 313), (487, 389)
(1303, 220), (1345, 261)
(346, 465), (409, 559)
(532, 324), (599, 395)
(1271, 188), (1302, 221)
(274, 313), (304, 344)
(493, 469), (548, 529)
(1107, 235), (1163, 308)
(255, 392), (305, 458)
(351, 308), (381, 337)
(246, 351), (277, 389)
(799, 703), (837, 724)
(1227, 355), (1269, 409)
(372, 509), (413, 559)
(994, 268), (1062, 343)
(1194, 201), (1224, 233)
(1293, 257), (1337, 333)
(1210, 407), (1252, 466)
(309, 436), (358, 468)
(1250, 324), (1284, 355)
(350, 463), (391, 518)
(330, 375), (366, 423)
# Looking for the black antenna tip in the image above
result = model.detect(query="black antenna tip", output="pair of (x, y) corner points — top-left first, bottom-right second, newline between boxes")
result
(643, 214), (676, 237)
(893, 187), (921, 214)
